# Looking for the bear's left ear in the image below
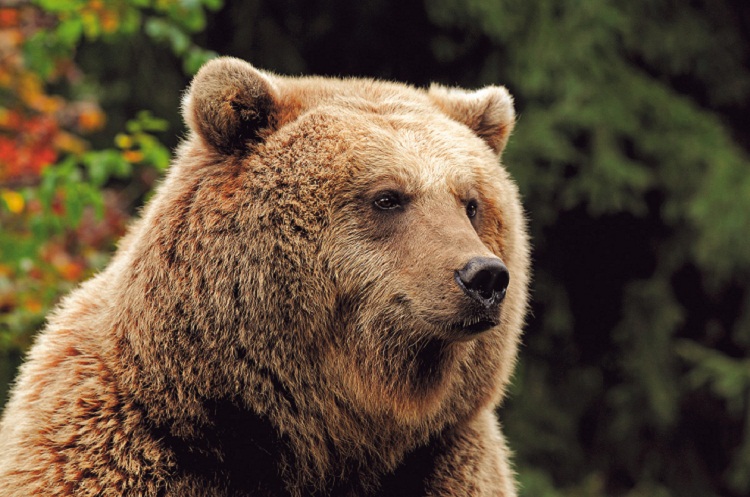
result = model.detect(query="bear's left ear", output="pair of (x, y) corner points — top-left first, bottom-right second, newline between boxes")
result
(428, 85), (516, 156)
(182, 57), (279, 154)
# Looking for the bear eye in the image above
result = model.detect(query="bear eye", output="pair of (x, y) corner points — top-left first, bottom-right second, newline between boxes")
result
(466, 199), (478, 219)
(373, 191), (402, 211)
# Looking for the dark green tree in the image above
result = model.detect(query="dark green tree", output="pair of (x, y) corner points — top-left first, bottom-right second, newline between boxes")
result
(421, 2), (750, 496)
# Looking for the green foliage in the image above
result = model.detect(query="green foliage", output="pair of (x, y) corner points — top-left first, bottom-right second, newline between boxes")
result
(426, 0), (750, 496)
(677, 341), (750, 413)
(0, 0), (219, 406)
(26, 0), (218, 77)
(423, 1), (750, 496)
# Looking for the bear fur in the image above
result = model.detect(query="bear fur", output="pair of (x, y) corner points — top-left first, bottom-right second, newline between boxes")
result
(0, 57), (530, 496)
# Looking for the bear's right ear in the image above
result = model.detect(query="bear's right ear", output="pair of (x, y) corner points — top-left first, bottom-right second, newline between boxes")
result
(428, 84), (516, 157)
(182, 57), (279, 154)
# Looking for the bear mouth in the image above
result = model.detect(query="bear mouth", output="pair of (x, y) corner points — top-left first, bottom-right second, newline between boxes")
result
(446, 317), (499, 341)
(462, 318), (498, 334)
(399, 294), (500, 341)
(415, 306), (500, 342)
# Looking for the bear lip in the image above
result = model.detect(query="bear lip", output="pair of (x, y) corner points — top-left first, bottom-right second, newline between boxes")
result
(463, 319), (498, 334)
(443, 317), (499, 342)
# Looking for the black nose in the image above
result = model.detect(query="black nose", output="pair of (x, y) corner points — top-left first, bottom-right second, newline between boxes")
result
(455, 257), (509, 306)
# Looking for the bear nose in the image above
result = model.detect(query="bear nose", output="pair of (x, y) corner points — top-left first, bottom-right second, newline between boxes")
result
(455, 257), (510, 306)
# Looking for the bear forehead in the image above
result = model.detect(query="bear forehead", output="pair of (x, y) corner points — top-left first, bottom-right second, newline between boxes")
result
(273, 100), (498, 197)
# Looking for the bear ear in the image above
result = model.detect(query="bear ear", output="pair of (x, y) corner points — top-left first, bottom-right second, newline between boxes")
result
(182, 57), (279, 154)
(428, 84), (516, 156)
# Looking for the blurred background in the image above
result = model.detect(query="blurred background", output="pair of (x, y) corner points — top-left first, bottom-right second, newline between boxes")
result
(1, 1), (749, 496)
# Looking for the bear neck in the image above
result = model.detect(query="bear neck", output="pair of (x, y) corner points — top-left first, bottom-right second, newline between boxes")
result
(111, 281), (437, 495)
(115, 327), (436, 495)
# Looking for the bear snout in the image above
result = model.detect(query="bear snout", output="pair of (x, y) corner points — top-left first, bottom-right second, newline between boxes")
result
(455, 256), (509, 308)
(436, 256), (510, 338)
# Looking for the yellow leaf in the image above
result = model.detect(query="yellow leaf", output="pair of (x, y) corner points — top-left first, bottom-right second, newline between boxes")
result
(29, 94), (63, 114)
(17, 73), (44, 106)
(115, 133), (133, 149)
(0, 264), (12, 277)
(54, 131), (88, 155)
(1, 190), (24, 214)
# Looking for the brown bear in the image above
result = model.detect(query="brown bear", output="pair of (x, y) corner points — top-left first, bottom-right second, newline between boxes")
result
(0, 57), (530, 496)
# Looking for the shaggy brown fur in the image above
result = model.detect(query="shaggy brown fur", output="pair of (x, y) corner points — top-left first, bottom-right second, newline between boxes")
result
(0, 57), (530, 496)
